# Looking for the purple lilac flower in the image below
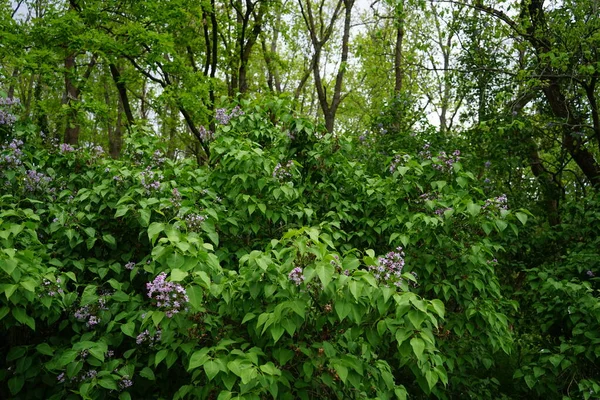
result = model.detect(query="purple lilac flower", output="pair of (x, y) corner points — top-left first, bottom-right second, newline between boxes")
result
(140, 166), (163, 193)
(24, 169), (53, 192)
(184, 213), (206, 231)
(60, 143), (75, 152)
(0, 98), (18, 126)
(586, 270), (595, 277)
(432, 150), (461, 172)
(146, 272), (188, 317)
(119, 376), (133, 390)
(57, 372), (65, 383)
(483, 194), (508, 211)
(40, 278), (63, 297)
(288, 267), (305, 286)
(485, 161), (492, 168)
(369, 247), (412, 288)
(125, 261), (135, 270)
(152, 150), (167, 164)
(171, 188), (182, 208)
(1, 139), (24, 167)
(215, 108), (231, 125)
(136, 329), (162, 346)
(215, 106), (244, 125)
(273, 160), (294, 180)
(199, 126), (213, 142)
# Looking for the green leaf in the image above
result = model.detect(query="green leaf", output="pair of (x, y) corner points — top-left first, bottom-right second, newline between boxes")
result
(271, 324), (285, 343)
(148, 223), (165, 245)
(516, 212), (528, 225)
(495, 219), (508, 232)
(171, 268), (188, 282)
(333, 363), (348, 383)
(407, 309), (425, 329)
(12, 307), (35, 330)
(0, 307), (10, 321)
(188, 349), (210, 370)
(36, 343), (54, 356)
(139, 209), (151, 227)
(204, 360), (220, 380)
(260, 362), (281, 376)
(121, 322), (136, 337)
(467, 201), (481, 217)
(152, 311), (165, 326)
(430, 299), (445, 319)
(119, 392), (132, 400)
(8, 375), (24, 395)
(20, 280), (36, 292)
(315, 261), (334, 288)
(98, 377), (118, 390)
(140, 367), (156, 380)
(155, 349), (169, 367)
(102, 234), (117, 248)
(410, 337), (425, 360)
(187, 285), (203, 310)
(1, 259), (17, 275)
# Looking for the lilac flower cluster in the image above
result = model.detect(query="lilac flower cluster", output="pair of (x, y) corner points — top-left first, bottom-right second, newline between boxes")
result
(57, 368), (98, 384)
(433, 150), (461, 172)
(273, 160), (294, 180)
(389, 154), (410, 173)
(184, 213), (206, 231)
(146, 272), (189, 318)
(587, 270), (595, 277)
(152, 150), (167, 165)
(483, 194), (508, 210)
(74, 294), (110, 328)
(288, 267), (305, 286)
(199, 126), (214, 142)
(171, 188), (182, 208)
(435, 207), (453, 216)
(24, 169), (53, 192)
(369, 247), (410, 288)
(215, 106), (244, 125)
(125, 261), (136, 270)
(59, 143), (75, 152)
(0, 97), (19, 126)
(140, 166), (163, 193)
(1, 138), (24, 167)
(135, 329), (162, 346)
(119, 376), (133, 390)
(0, 97), (20, 106)
(41, 277), (63, 297)
(418, 144), (461, 172)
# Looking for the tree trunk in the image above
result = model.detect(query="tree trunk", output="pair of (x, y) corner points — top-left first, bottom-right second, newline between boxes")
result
(64, 52), (80, 145)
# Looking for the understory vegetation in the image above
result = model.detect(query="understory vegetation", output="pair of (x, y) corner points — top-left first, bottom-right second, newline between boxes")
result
(1, 0), (600, 398)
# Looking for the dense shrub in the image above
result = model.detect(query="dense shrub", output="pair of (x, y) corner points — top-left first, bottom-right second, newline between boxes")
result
(0, 103), (527, 399)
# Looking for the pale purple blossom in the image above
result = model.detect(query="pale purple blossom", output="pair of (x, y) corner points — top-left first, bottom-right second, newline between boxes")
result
(288, 267), (305, 286)
(146, 273), (188, 317)
(273, 160), (294, 180)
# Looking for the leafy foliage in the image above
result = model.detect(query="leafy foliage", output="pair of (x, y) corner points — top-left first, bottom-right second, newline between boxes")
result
(0, 100), (531, 398)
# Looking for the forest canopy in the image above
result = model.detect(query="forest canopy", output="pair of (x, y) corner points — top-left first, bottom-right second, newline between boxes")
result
(1, 0), (600, 399)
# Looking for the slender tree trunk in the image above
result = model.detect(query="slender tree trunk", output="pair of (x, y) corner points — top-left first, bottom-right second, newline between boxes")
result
(109, 63), (135, 127)
(64, 52), (80, 144)
(393, 0), (405, 94)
